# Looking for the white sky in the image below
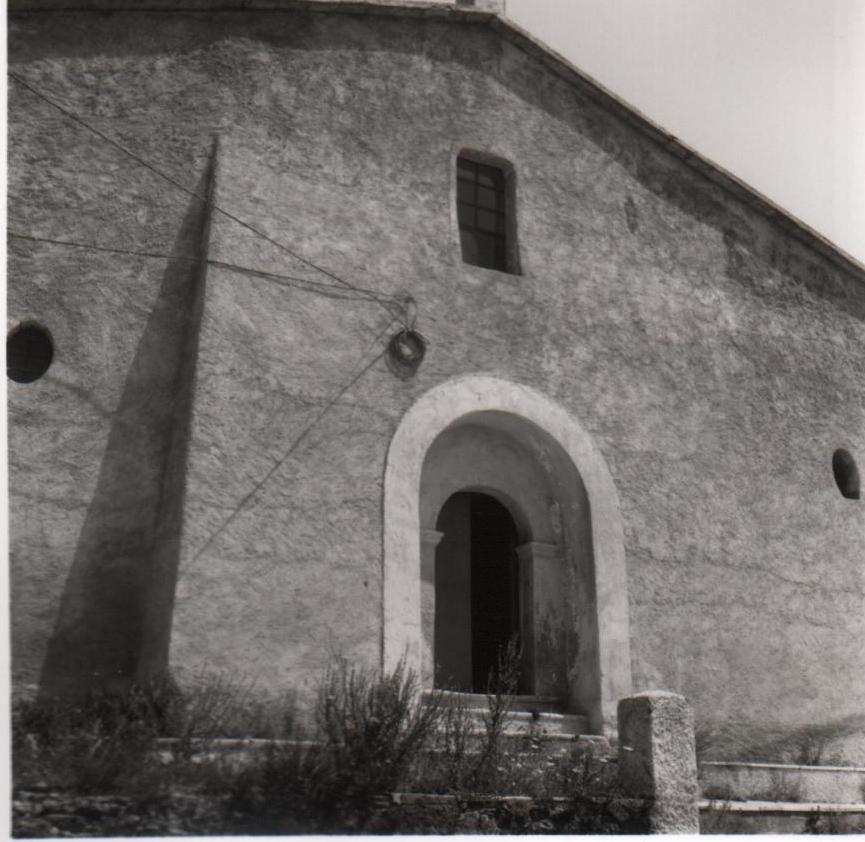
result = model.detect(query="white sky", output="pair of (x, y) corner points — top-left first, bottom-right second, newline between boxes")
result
(505, 0), (865, 266)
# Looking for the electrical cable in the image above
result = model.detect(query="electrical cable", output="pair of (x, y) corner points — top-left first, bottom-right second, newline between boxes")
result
(186, 318), (395, 568)
(7, 74), (425, 565)
(8, 71), (409, 324)
(9, 231), (397, 303)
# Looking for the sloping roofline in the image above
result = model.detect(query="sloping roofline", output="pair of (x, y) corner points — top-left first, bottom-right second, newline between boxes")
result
(10, 0), (865, 281)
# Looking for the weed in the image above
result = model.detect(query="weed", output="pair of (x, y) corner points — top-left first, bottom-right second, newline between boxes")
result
(468, 638), (520, 789)
(176, 670), (297, 740)
(698, 799), (741, 834)
(415, 691), (475, 792)
(311, 656), (442, 818)
(752, 771), (802, 803)
(13, 679), (179, 795)
(805, 808), (842, 834)
(224, 656), (445, 832)
(701, 781), (737, 801)
(12, 671), (298, 799)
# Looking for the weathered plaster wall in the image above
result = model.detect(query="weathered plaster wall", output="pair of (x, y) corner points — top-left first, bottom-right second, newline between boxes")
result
(8, 48), (216, 694)
(8, 6), (865, 732)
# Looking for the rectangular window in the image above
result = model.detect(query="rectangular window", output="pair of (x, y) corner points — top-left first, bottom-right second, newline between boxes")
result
(457, 156), (509, 272)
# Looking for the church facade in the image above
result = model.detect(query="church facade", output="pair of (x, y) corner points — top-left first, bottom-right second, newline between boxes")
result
(8, 0), (865, 740)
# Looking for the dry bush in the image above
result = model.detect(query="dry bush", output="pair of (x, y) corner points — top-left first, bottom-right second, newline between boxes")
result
(469, 637), (520, 790)
(12, 671), (297, 798)
(174, 670), (297, 740)
(12, 680), (180, 794)
(225, 657), (445, 832)
(311, 657), (443, 812)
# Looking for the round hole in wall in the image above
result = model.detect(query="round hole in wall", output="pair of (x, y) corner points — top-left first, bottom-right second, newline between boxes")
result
(832, 449), (860, 500)
(7, 324), (54, 383)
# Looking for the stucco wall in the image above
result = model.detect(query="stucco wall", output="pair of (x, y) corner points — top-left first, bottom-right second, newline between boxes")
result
(8, 6), (865, 731)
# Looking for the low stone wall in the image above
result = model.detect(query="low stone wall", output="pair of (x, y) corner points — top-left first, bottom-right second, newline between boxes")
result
(369, 792), (651, 834)
(12, 789), (229, 838)
(701, 760), (865, 804)
(12, 788), (652, 836)
(699, 799), (865, 834)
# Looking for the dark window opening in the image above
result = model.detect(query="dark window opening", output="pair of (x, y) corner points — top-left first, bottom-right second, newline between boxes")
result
(7, 325), (53, 383)
(434, 491), (524, 693)
(457, 156), (509, 272)
(832, 449), (860, 500)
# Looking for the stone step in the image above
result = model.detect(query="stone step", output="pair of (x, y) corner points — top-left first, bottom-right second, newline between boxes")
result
(422, 690), (589, 738)
(481, 710), (590, 737)
(699, 799), (865, 834)
(426, 732), (613, 761)
(700, 760), (865, 804)
(153, 731), (612, 769)
(423, 690), (565, 714)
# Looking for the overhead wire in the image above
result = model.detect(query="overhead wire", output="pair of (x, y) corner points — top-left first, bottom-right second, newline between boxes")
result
(8, 70), (410, 325)
(8, 231), (398, 304)
(7, 72), (420, 557)
(186, 314), (397, 568)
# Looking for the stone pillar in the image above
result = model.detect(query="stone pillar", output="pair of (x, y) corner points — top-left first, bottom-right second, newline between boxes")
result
(516, 541), (563, 696)
(617, 691), (699, 834)
(420, 529), (443, 687)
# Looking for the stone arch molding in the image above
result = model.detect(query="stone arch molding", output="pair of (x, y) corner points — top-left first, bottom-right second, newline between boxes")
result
(382, 374), (632, 733)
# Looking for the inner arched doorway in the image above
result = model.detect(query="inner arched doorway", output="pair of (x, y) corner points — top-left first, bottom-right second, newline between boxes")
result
(434, 491), (523, 693)
(419, 418), (568, 703)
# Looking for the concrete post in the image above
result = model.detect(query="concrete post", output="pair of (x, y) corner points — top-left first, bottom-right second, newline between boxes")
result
(617, 691), (699, 834)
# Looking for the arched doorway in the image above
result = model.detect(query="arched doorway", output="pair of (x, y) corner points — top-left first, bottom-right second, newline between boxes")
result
(418, 418), (567, 702)
(382, 375), (632, 734)
(434, 491), (523, 693)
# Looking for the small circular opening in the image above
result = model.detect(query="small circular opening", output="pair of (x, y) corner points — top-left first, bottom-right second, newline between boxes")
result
(832, 449), (860, 500)
(7, 324), (54, 383)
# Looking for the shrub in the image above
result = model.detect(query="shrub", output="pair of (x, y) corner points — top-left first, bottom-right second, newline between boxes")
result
(311, 656), (443, 816)
(12, 679), (180, 794)
(410, 637), (522, 795)
(172, 670), (297, 741)
(415, 692), (475, 793)
(471, 637), (521, 790)
(12, 671), (297, 797)
(225, 657), (445, 832)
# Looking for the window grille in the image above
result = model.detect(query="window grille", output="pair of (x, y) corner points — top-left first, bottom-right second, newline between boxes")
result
(457, 156), (508, 271)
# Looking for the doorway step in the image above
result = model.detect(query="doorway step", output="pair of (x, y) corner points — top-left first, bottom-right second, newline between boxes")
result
(699, 761), (865, 833)
(422, 690), (593, 744)
(430, 690), (564, 714)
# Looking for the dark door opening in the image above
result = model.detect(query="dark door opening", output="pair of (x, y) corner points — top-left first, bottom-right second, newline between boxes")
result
(434, 491), (522, 692)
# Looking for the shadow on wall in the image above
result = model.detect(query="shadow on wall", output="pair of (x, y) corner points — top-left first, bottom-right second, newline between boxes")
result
(39, 147), (216, 698)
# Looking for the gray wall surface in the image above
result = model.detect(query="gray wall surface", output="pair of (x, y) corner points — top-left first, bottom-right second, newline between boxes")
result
(8, 6), (865, 735)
